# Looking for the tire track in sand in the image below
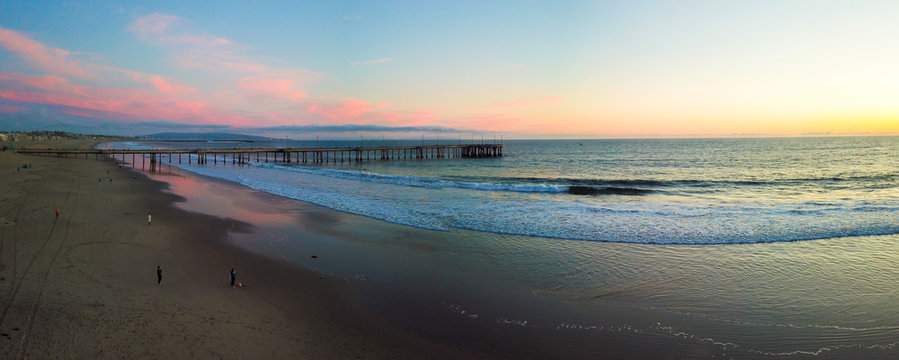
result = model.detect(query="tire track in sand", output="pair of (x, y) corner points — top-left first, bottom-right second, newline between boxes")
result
(17, 177), (81, 359)
(0, 173), (78, 358)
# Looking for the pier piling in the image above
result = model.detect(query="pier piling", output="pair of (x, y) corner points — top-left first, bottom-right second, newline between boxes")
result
(16, 144), (503, 167)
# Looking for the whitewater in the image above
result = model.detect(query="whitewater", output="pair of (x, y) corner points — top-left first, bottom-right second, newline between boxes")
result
(107, 136), (899, 245)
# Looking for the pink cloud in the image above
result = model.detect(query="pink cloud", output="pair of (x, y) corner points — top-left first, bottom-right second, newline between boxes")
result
(266, 112), (287, 122)
(299, 101), (446, 130)
(0, 73), (73, 92)
(130, 14), (241, 70)
(0, 26), (93, 79)
(0, 26), (196, 98)
(237, 77), (305, 101)
(0, 103), (26, 113)
(375, 110), (440, 126)
(307, 98), (387, 123)
(128, 13), (322, 92)
(1, 23), (321, 129)
(0, 73), (247, 126)
(175, 101), (209, 113)
(0, 21), (464, 132)
(149, 75), (195, 95)
(0, 73), (192, 108)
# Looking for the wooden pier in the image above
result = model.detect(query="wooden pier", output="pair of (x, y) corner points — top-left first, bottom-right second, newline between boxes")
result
(15, 144), (503, 166)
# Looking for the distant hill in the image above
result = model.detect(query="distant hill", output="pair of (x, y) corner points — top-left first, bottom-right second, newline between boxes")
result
(141, 132), (272, 142)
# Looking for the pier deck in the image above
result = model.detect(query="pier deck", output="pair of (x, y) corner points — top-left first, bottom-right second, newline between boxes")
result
(15, 144), (503, 165)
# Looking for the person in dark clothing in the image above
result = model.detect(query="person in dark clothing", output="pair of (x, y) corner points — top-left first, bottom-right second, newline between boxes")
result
(230, 268), (237, 288)
(157, 265), (162, 285)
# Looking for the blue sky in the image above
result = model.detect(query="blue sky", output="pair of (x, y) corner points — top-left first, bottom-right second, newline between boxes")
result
(1, 1), (897, 137)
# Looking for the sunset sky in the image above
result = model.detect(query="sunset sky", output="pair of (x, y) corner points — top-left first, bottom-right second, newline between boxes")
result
(1, 1), (897, 138)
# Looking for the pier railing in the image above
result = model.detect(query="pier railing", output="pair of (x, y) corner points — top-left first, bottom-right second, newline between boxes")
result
(15, 144), (503, 165)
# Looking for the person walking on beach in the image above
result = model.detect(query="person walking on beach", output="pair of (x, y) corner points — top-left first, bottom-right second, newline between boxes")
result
(157, 265), (162, 285)
(230, 268), (237, 288)
(148, 213), (152, 225)
(55, 208), (59, 218)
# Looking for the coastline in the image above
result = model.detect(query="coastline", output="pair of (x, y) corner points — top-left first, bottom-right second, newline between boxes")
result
(0, 143), (478, 359)
(3, 141), (898, 359)
(145, 156), (899, 360)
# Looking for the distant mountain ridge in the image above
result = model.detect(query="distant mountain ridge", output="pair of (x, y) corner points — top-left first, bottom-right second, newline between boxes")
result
(141, 132), (272, 141)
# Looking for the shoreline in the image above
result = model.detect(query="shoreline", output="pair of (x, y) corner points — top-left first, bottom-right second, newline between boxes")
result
(90, 146), (899, 360)
(4, 141), (898, 359)
(0, 143), (479, 359)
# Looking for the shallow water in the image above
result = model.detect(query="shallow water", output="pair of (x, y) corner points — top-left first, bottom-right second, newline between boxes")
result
(107, 137), (899, 244)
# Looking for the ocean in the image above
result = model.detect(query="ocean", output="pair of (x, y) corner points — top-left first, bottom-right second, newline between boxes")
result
(110, 137), (899, 244)
(106, 137), (899, 359)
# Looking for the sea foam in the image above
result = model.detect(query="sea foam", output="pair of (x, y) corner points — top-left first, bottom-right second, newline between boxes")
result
(107, 140), (899, 245)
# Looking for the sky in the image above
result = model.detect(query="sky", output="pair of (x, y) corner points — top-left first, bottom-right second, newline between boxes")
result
(0, 1), (897, 138)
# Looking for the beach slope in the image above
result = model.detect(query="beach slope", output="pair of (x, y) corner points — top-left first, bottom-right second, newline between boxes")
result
(0, 144), (472, 359)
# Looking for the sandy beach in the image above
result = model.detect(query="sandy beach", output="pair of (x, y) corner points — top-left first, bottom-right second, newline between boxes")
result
(3, 140), (897, 360)
(0, 141), (478, 359)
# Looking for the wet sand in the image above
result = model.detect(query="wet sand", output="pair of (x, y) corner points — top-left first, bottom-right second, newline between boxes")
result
(141, 153), (899, 360)
(0, 142), (478, 359)
(4, 141), (897, 360)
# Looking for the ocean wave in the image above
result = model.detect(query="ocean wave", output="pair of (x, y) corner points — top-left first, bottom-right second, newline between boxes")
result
(175, 162), (899, 244)
(252, 163), (655, 195)
(106, 140), (899, 245)
(270, 164), (894, 197)
(106, 139), (895, 197)
(567, 186), (653, 196)
(449, 173), (898, 191)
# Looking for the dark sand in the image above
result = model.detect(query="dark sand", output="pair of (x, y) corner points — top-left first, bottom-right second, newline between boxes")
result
(0, 141), (480, 359)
